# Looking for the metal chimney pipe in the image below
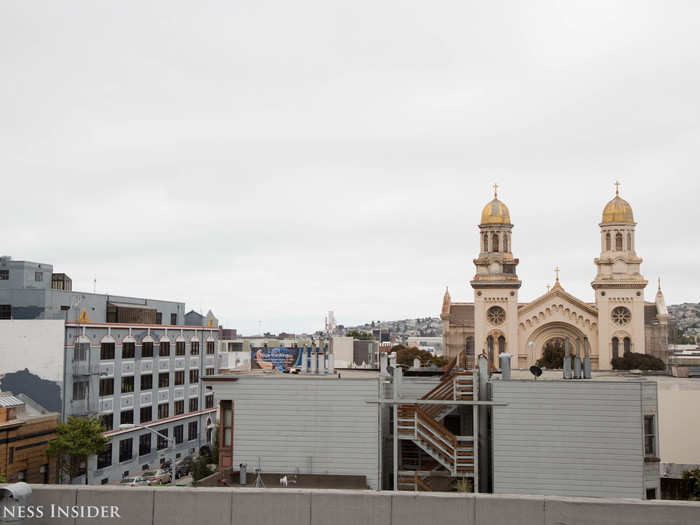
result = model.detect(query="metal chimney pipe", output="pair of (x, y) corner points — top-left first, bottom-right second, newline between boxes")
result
(499, 353), (512, 380)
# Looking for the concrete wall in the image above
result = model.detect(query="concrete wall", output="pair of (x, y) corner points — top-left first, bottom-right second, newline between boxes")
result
(19, 485), (700, 525)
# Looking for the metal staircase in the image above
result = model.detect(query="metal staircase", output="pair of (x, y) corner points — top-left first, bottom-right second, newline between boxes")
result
(397, 353), (475, 478)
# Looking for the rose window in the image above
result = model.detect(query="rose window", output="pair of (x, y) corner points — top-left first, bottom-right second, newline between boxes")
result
(487, 306), (506, 325)
(611, 306), (631, 326)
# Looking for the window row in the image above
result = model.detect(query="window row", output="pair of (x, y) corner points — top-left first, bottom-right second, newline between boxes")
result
(97, 370), (213, 396)
(77, 340), (215, 361)
(97, 421), (199, 468)
(99, 397), (213, 430)
(611, 336), (631, 360)
(604, 231), (633, 252)
(481, 232), (511, 253)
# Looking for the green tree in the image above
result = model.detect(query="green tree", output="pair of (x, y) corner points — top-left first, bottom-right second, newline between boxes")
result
(536, 339), (565, 369)
(611, 352), (666, 371)
(683, 468), (700, 500)
(46, 416), (108, 485)
(392, 345), (447, 368)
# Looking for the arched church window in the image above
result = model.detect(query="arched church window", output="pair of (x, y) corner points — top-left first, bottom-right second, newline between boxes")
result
(612, 306), (631, 326)
(627, 233), (632, 251)
(487, 306), (505, 325)
(487, 336), (494, 363)
(605, 233), (611, 251)
(612, 337), (619, 360)
(466, 337), (474, 356)
(492, 233), (499, 252)
(615, 233), (623, 251)
(498, 336), (505, 355)
(483, 233), (488, 252)
(623, 337), (631, 354)
(503, 234), (509, 253)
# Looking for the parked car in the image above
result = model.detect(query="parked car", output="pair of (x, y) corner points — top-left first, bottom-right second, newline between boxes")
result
(174, 456), (193, 479)
(120, 476), (148, 487)
(143, 469), (172, 485)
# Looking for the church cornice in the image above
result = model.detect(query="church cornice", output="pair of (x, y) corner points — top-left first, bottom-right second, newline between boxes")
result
(591, 280), (648, 290)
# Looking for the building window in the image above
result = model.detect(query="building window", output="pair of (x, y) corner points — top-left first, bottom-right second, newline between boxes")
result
(190, 342), (200, 355)
(122, 342), (135, 359)
(644, 415), (656, 456)
(491, 233), (499, 252)
(72, 381), (88, 401)
(99, 378), (114, 397)
(42, 464), (49, 484)
(119, 438), (133, 462)
(615, 232), (623, 251)
(646, 488), (657, 500)
(0, 305), (10, 320)
(205, 368), (215, 376)
(158, 403), (169, 419)
(156, 312), (163, 325)
(120, 410), (134, 425)
(121, 376), (135, 394)
(140, 406), (152, 424)
(141, 374), (152, 391)
(206, 341), (215, 354)
(0, 270), (8, 280)
(101, 342), (115, 360)
(605, 232), (611, 251)
(8, 447), (13, 464)
(176, 341), (185, 356)
(188, 421), (198, 441)
(157, 429), (168, 450)
(189, 370), (199, 383)
(158, 373), (169, 388)
(73, 342), (89, 361)
(174, 425), (184, 444)
(139, 434), (151, 456)
(100, 414), (113, 431)
(611, 306), (631, 326)
(174, 371), (185, 385)
(174, 400), (185, 415)
(170, 313), (177, 325)
(482, 233), (488, 252)
(498, 335), (506, 355)
(189, 398), (198, 412)
(503, 234), (509, 253)
(205, 394), (214, 409)
(627, 233), (632, 251)
(612, 337), (620, 360)
(142, 341), (154, 358)
(487, 306), (505, 325)
(97, 443), (112, 469)
(35, 271), (43, 282)
(487, 335), (494, 363)
(159, 341), (170, 357)
(222, 402), (232, 447)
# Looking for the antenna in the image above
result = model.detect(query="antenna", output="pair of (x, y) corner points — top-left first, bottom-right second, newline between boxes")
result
(93, 278), (97, 293)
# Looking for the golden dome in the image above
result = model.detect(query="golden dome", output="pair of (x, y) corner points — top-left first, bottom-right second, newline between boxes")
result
(602, 182), (634, 224)
(480, 184), (511, 225)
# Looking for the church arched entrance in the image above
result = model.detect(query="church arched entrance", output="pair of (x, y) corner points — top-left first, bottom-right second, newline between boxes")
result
(527, 322), (588, 368)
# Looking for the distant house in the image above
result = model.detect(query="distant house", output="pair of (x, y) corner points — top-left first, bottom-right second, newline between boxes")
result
(185, 309), (219, 328)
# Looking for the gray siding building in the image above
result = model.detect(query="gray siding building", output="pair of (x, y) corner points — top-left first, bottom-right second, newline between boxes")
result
(491, 379), (660, 499)
(208, 375), (381, 489)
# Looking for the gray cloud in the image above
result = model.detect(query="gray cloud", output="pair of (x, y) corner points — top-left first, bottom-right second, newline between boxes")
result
(1, 1), (699, 334)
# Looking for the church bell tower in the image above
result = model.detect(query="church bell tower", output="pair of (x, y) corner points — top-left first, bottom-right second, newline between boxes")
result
(471, 185), (521, 367)
(592, 182), (647, 369)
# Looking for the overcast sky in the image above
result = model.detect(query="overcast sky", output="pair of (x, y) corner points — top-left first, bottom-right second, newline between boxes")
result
(2, 2), (699, 335)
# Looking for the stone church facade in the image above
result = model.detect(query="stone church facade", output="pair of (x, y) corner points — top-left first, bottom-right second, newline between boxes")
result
(441, 184), (670, 371)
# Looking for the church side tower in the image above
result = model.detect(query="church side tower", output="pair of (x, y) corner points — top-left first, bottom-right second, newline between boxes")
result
(471, 185), (521, 367)
(592, 182), (647, 369)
